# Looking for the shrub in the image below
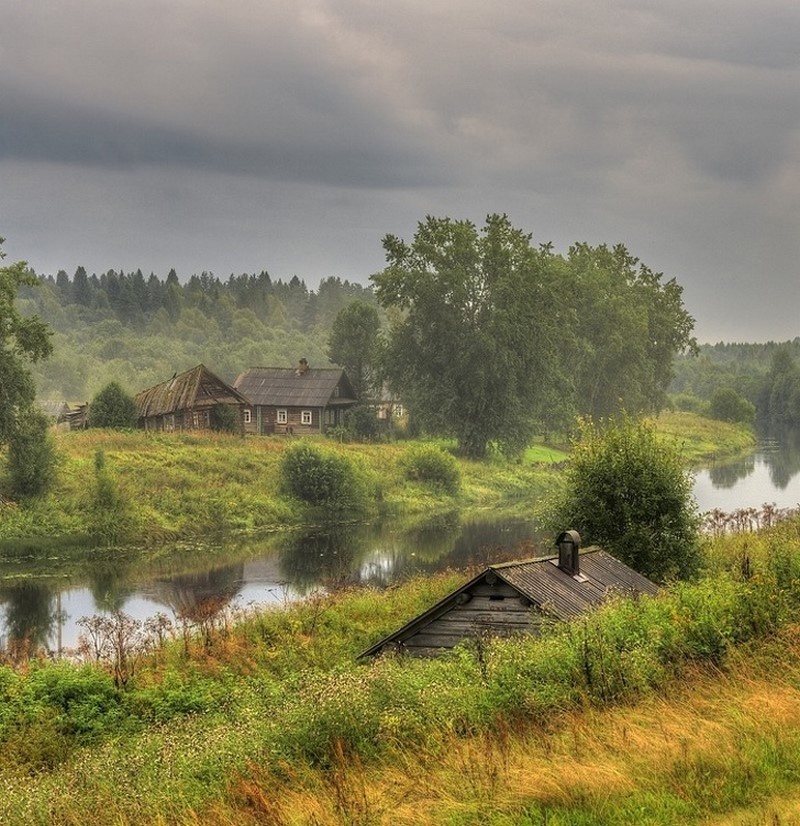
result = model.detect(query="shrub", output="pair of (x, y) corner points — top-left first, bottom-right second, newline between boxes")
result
(280, 441), (368, 512)
(6, 407), (57, 499)
(399, 445), (461, 494)
(87, 382), (138, 429)
(708, 387), (756, 425)
(209, 403), (241, 434)
(543, 416), (700, 582)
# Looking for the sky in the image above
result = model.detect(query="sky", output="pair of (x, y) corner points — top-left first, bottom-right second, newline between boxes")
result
(1, 1), (798, 344)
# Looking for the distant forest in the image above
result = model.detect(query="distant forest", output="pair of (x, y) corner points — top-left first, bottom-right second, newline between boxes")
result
(18, 267), (379, 401)
(672, 339), (800, 426)
(17, 260), (800, 430)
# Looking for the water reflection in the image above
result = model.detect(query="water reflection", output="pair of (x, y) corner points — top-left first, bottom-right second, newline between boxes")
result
(0, 515), (544, 654)
(693, 426), (800, 513)
(150, 564), (244, 622)
(0, 581), (61, 659)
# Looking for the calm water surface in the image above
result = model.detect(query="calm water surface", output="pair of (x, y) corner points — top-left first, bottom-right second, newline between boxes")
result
(4, 427), (800, 654)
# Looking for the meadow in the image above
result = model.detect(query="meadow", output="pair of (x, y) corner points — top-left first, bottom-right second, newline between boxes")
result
(0, 411), (752, 550)
(1, 515), (800, 824)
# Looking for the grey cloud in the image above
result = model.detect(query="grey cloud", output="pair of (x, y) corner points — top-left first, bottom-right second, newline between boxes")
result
(1, 0), (799, 341)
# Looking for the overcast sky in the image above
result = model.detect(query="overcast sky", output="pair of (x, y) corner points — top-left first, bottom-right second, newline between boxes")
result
(1, 1), (798, 343)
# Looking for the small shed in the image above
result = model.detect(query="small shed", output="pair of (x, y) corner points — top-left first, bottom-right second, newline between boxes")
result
(361, 531), (660, 658)
(234, 360), (357, 435)
(135, 364), (248, 432)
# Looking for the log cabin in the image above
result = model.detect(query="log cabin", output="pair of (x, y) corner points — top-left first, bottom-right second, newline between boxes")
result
(361, 531), (660, 658)
(234, 360), (357, 436)
(135, 364), (248, 432)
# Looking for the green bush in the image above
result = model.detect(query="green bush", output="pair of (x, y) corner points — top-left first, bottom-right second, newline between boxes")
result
(6, 407), (57, 499)
(87, 382), (138, 429)
(543, 416), (701, 582)
(209, 403), (241, 434)
(708, 387), (756, 425)
(399, 444), (461, 494)
(280, 441), (368, 512)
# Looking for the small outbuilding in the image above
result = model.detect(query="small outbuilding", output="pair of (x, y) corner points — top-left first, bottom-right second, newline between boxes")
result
(135, 364), (248, 432)
(234, 359), (357, 435)
(361, 531), (660, 658)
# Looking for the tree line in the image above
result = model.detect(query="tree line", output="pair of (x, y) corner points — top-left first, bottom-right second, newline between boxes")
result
(10, 214), (701, 458)
(670, 339), (800, 426)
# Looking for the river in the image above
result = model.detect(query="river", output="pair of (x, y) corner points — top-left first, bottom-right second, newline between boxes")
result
(3, 428), (800, 654)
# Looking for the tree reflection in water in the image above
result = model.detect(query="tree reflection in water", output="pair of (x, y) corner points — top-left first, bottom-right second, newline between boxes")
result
(0, 580), (62, 661)
(150, 564), (244, 623)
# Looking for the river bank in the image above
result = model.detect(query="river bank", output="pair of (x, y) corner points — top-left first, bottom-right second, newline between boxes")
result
(0, 412), (753, 551)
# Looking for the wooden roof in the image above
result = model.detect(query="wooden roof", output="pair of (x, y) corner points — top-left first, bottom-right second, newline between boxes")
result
(360, 548), (660, 658)
(135, 364), (248, 419)
(234, 366), (357, 408)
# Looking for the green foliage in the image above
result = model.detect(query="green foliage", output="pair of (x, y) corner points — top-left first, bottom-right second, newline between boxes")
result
(762, 346), (800, 425)
(209, 403), (241, 434)
(90, 448), (136, 544)
(0, 239), (53, 444)
(544, 416), (701, 581)
(280, 441), (369, 513)
(327, 300), (381, 399)
(373, 214), (566, 457)
(708, 386), (756, 425)
(341, 403), (381, 441)
(565, 242), (697, 419)
(6, 406), (58, 499)
(399, 444), (461, 493)
(373, 215), (696, 457)
(87, 381), (138, 429)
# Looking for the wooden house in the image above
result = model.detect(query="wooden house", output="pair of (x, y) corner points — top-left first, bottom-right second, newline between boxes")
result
(234, 359), (357, 435)
(135, 364), (248, 432)
(361, 531), (660, 658)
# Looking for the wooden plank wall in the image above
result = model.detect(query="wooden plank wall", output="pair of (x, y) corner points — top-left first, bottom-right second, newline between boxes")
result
(401, 582), (543, 655)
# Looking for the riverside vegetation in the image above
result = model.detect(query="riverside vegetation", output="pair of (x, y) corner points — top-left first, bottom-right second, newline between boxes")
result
(1, 516), (800, 824)
(0, 410), (752, 549)
(0, 412), (771, 824)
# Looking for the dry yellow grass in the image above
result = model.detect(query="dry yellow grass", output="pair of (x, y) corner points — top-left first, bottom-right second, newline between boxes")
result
(197, 628), (800, 826)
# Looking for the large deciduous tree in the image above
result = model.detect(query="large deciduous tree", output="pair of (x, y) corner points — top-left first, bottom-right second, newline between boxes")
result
(327, 300), (381, 399)
(0, 238), (53, 443)
(372, 214), (565, 457)
(565, 243), (697, 419)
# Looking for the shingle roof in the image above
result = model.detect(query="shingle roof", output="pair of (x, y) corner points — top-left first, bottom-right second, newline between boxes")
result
(234, 367), (356, 407)
(135, 364), (248, 419)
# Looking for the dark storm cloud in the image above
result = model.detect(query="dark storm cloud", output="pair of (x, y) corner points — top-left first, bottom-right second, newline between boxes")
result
(0, 87), (444, 188)
(1, 0), (799, 341)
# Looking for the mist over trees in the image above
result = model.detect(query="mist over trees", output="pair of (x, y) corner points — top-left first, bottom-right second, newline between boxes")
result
(15, 215), (704, 453)
(373, 215), (697, 456)
(670, 340), (800, 426)
(18, 267), (378, 401)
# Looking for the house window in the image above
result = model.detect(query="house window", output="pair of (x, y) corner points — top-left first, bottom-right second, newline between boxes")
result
(192, 411), (199, 428)
(301, 410), (312, 425)
(277, 409), (288, 424)
(243, 409), (252, 424)
(393, 405), (404, 418)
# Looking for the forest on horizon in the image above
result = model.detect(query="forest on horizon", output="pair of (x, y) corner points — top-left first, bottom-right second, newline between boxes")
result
(16, 257), (800, 432)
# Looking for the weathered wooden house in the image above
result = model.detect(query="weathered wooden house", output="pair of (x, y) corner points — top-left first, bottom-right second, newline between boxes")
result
(361, 531), (660, 658)
(234, 359), (357, 435)
(37, 400), (71, 424)
(135, 364), (248, 432)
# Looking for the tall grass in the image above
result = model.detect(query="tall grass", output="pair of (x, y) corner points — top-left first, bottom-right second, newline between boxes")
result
(0, 430), (561, 545)
(3, 520), (800, 823)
